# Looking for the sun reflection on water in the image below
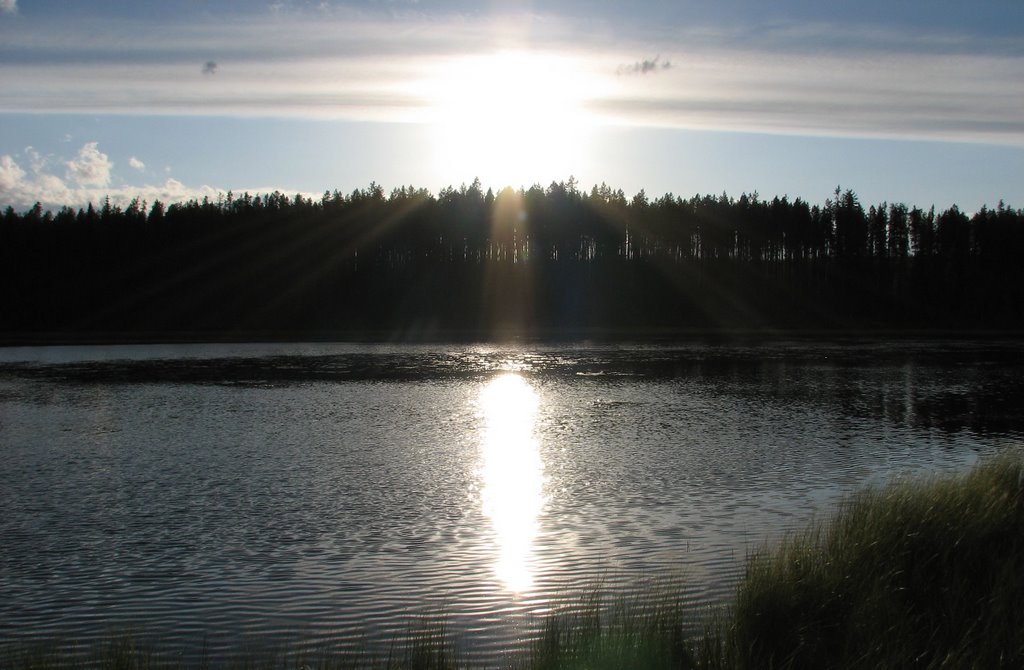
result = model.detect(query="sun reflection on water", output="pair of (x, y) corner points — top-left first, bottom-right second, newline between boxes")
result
(478, 373), (545, 592)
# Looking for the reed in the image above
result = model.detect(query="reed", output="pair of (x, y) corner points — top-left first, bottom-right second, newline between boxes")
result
(1, 634), (159, 670)
(519, 578), (702, 670)
(729, 450), (1024, 669)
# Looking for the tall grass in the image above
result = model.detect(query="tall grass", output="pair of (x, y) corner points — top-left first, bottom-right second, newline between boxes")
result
(730, 450), (1024, 669)
(6, 451), (1023, 669)
(519, 578), (701, 670)
(1, 634), (160, 670)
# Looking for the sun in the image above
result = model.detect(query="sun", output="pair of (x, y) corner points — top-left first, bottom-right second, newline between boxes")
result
(422, 51), (598, 189)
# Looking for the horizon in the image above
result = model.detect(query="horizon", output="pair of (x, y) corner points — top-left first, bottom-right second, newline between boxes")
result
(6, 176), (1018, 221)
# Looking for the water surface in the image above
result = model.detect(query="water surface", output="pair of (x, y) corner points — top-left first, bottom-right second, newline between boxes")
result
(0, 341), (1021, 664)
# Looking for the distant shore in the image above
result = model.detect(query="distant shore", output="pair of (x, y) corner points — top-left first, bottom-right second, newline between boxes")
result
(3, 327), (1024, 348)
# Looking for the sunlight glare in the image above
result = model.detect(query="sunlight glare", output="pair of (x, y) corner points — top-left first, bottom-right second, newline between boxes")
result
(478, 373), (545, 592)
(422, 51), (598, 189)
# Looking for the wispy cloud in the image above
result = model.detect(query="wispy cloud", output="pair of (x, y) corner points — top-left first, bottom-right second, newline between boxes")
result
(0, 12), (1021, 146)
(24, 145), (46, 173)
(617, 56), (670, 75)
(593, 45), (1024, 144)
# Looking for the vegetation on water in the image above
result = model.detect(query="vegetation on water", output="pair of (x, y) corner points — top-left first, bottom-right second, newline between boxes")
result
(2, 182), (1023, 339)
(5, 450), (1022, 669)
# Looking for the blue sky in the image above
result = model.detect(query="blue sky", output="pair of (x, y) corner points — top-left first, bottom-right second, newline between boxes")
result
(1, 0), (1022, 213)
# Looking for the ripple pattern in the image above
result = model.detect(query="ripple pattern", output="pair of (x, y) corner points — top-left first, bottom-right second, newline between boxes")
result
(1, 341), (1020, 664)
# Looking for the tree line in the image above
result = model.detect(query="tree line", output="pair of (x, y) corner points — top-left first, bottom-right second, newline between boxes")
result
(2, 180), (1023, 340)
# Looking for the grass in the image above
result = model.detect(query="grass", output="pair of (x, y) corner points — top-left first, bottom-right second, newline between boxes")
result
(518, 578), (701, 670)
(1, 621), (465, 670)
(1, 634), (160, 670)
(5, 451), (1023, 669)
(729, 449), (1024, 669)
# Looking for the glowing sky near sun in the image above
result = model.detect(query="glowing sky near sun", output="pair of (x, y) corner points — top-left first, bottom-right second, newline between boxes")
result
(0, 0), (1022, 212)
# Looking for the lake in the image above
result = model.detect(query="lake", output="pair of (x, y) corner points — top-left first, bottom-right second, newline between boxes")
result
(0, 340), (1021, 665)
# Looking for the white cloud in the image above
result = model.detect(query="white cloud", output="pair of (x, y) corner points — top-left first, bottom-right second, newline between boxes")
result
(33, 172), (72, 205)
(24, 146), (47, 173)
(129, 156), (146, 171)
(0, 155), (26, 193)
(65, 142), (113, 188)
(0, 0), (16, 15)
(0, 166), (227, 211)
(0, 154), (70, 207)
(0, 144), (237, 210)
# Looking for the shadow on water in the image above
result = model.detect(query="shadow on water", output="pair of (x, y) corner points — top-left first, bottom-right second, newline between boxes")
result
(2, 340), (1021, 436)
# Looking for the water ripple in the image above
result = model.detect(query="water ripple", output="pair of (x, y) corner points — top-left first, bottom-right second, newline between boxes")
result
(0, 341), (1020, 664)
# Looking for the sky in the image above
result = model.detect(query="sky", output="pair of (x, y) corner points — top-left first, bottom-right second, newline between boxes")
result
(1, 0), (1022, 214)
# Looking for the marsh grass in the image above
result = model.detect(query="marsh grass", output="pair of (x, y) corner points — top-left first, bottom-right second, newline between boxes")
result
(0, 619), (462, 670)
(383, 616), (465, 670)
(6, 451), (1023, 669)
(730, 450), (1024, 669)
(520, 577), (703, 670)
(2, 633), (160, 670)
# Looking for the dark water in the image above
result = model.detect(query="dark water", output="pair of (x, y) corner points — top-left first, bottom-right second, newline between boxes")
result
(0, 341), (1021, 664)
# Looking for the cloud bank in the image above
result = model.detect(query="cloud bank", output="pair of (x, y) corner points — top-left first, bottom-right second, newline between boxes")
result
(0, 10), (1021, 147)
(0, 143), (225, 210)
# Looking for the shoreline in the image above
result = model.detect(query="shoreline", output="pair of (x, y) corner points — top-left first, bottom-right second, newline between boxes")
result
(3, 327), (1024, 348)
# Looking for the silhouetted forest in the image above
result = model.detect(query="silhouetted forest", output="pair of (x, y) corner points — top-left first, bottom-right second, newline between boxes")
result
(2, 180), (1023, 341)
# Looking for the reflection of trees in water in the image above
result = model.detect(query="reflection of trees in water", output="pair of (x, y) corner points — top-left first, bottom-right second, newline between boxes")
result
(674, 353), (1024, 438)
(2, 183), (1023, 337)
